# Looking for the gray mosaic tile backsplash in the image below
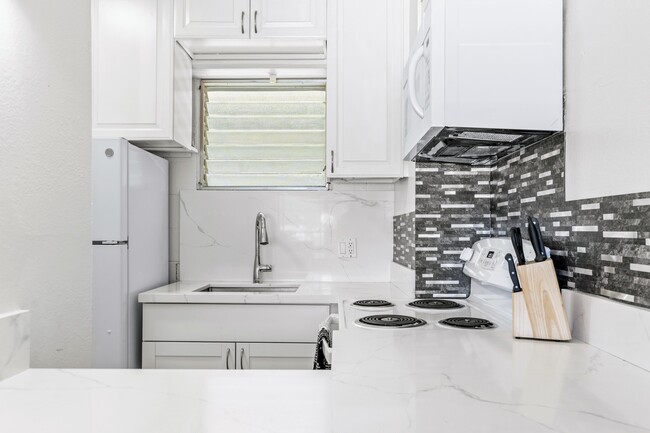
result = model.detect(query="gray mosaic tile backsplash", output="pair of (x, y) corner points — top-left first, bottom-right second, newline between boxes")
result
(393, 212), (415, 269)
(393, 133), (650, 307)
(414, 166), (492, 297)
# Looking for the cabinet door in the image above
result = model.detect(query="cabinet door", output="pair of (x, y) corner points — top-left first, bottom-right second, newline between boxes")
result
(92, 0), (173, 140)
(237, 343), (316, 370)
(142, 342), (236, 369)
(327, 0), (404, 178)
(249, 0), (326, 39)
(175, 0), (250, 38)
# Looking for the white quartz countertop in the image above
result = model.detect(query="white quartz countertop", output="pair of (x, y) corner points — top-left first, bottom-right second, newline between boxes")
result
(3, 283), (650, 432)
(137, 280), (412, 304)
(2, 331), (650, 432)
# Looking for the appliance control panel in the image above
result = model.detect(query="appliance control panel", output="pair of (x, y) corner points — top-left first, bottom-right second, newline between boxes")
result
(478, 249), (504, 271)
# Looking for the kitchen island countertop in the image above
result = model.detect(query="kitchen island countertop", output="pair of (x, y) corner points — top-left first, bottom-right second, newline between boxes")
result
(2, 282), (650, 433)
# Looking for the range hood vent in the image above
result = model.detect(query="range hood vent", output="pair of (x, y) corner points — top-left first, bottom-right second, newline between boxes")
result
(412, 127), (557, 166)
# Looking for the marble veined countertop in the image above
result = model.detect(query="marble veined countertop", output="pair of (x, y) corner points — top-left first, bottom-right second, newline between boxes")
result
(2, 282), (650, 432)
(137, 280), (412, 304)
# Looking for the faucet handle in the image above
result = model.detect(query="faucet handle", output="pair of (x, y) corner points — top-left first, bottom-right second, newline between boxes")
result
(259, 265), (272, 273)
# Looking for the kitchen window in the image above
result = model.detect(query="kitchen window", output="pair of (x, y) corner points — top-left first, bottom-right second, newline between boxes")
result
(199, 81), (327, 189)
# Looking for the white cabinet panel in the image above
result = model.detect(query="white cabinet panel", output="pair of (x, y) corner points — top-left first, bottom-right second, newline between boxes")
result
(238, 343), (316, 370)
(250, 0), (326, 39)
(92, 0), (193, 151)
(175, 0), (250, 38)
(327, 0), (403, 178)
(142, 342), (235, 369)
(143, 304), (330, 342)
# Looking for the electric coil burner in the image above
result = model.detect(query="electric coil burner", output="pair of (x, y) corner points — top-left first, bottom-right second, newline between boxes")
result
(358, 314), (427, 328)
(352, 300), (394, 308)
(407, 299), (463, 310)
(439, 317), (495, 329)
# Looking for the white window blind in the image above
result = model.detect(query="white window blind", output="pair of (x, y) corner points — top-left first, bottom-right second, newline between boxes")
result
(201, 82), (327, 188)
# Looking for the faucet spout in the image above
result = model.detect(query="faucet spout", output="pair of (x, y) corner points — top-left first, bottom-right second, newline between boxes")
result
(254, 212), (272, 283)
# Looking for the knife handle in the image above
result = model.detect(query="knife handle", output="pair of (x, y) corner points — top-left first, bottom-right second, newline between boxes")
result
(527, 216), (547, 262)
(509, 227), (526, 266)
(505, 253), (522, 293)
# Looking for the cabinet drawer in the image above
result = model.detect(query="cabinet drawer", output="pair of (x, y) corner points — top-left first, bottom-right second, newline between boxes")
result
(142, 341), (234, 369)
(143, 304), (330, 343)
(239, 342), (316, 370)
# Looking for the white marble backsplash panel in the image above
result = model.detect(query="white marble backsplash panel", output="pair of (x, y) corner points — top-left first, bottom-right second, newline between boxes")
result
(563, 290), (650, 371)
(0, 310), (30, 381)
(180, 189), (394, 282)
(390, 262), (415, 296)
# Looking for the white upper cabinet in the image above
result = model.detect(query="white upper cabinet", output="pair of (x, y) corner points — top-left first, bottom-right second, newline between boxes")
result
(249, 0), (326, 39)
(175, 0), (250, 38)
(92, 0), (194, 152)
(175, 0), (326, 39)
(326, 0), (404, 178)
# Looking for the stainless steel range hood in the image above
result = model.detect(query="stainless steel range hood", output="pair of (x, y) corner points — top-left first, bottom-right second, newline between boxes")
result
(407, 127), (557, 166)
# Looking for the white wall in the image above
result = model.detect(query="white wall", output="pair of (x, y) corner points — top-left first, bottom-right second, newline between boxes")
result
(167, 156), (394, 282)
(565, 0), (650, 201)
(0, 1), (92, 367)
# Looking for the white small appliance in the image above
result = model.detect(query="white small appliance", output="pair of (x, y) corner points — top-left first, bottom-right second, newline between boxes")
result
(403, 0), (563, 163)
(92, 139), (169, 368)
(460, 238), (550, 318)
(461, 238), (539, 293)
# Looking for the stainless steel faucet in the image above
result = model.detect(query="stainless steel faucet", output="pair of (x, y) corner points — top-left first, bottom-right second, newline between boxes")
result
(253, 212), (272, 283)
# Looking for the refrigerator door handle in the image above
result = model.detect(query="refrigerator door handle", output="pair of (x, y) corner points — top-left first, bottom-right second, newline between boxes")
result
(92, 241), (128, 245)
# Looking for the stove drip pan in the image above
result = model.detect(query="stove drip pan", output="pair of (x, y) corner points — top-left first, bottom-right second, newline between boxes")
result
(439, 317), (495, 329)
(407, 299), (463, 310)
(357, 314), (427, 328)
(352, 300), (394, 308)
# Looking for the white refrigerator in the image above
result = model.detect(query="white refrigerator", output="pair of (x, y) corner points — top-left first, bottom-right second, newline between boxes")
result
(92, 139), (169, 368)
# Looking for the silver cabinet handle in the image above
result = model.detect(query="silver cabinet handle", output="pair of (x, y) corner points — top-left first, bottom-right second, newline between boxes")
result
(330, 150), (334, 174)
(240, 348), (245, 369)
(241, 11), (245, 34)
(226, 347), (230, 369)
(254, 10), (258, 33)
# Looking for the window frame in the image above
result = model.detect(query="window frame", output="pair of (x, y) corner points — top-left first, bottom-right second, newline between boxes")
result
(197, 78), (329, 191)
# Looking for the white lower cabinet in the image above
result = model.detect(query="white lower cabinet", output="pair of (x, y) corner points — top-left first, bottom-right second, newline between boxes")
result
(142, 342), (235, 369)
(238, 343), (316, 370)
(141, 303), (329, 370)
(143, 341), (316, 370)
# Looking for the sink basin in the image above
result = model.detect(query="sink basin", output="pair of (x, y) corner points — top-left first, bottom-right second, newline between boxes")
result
(194, 284), (300, 293)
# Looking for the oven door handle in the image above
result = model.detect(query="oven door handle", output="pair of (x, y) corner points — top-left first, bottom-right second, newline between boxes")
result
(321, 339), (333, 365)
(408, 43), (426, 119)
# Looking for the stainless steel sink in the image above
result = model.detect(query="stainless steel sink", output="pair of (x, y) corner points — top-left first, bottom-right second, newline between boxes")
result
(194, 284), (300, 293)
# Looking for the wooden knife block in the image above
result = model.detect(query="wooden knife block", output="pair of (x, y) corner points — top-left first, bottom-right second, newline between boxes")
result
(513, 260), (571, 341)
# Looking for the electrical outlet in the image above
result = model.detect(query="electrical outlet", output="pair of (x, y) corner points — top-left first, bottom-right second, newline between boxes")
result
(338, 238), (357, 258)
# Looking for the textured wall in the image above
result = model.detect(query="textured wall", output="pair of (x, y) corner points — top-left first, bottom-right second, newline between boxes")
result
(0, 1), (92, 366)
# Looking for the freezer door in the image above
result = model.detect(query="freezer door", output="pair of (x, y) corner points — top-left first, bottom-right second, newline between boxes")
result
(92, 244), (128, 368)
(92, 139), (128, 242)
(127, 144), (169, 368)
